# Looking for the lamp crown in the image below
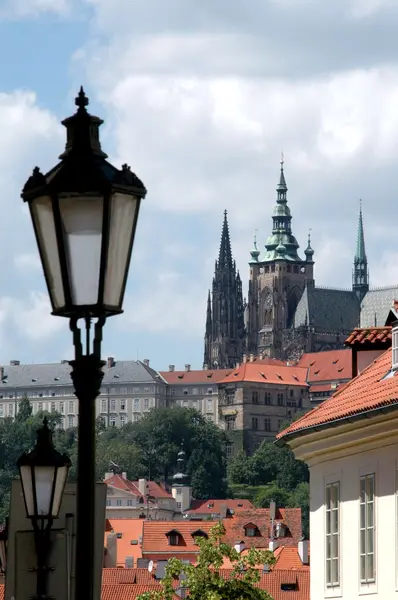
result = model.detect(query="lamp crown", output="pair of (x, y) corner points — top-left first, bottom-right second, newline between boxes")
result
(75, 86), (89, 111)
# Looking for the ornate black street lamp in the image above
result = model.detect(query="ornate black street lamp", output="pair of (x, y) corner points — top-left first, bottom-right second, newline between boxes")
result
(21, 88), (147, 600)
(17, 418), (71, 599)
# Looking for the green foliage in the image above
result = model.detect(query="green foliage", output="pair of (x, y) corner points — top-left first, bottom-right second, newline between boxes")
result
(0, 404), (229, 521)
(255, 484), (292, 509)
(137, 522), (276, 600)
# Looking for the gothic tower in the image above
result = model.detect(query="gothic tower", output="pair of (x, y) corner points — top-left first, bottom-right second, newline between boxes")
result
(352, 201), (369, 302)
(203, 211), (246, 369)
(246, 158), (314, 358)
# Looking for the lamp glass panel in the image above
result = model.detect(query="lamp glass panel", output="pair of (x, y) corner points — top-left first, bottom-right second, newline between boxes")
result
(19, 465), (34, 517)
(52, 465), (69, 517)
(103, 193), (138, 308)
(30, 196), (65, 310)
(34, 465), (56, 517)
(59, 195), (103, 306)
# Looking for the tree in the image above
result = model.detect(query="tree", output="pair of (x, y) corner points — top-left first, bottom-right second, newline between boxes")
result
(228, 450), (253, 485)
(255, 484), (292, 509)
(249, 443), (279, 486)
(16, 394), (32, 422)
(137, 522), (276, 600)
(289, 482), (309, 539)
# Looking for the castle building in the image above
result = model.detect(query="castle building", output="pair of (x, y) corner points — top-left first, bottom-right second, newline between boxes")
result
(204, 158), (398, 364)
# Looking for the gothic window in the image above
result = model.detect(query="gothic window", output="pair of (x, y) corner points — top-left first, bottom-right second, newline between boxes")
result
(271, 265), (276, 273)
(265, 266), (270, 273)
(293, 266), (299, 273)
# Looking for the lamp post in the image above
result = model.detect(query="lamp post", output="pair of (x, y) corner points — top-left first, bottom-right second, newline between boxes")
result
(21, 88), (147, 600)
(17, 418), (71, 599)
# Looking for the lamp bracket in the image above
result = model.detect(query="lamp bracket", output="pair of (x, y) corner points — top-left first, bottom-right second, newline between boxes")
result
(69, 316), (106, 361)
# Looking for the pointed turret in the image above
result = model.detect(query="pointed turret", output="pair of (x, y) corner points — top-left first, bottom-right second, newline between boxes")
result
(305, 230), (314, 263)
(250, 231), (260, 263)
(263, 157), (302, 262)
(352, 200), (369, 302)
(218, 209), (233, 269)
(171, 444), (191, 512)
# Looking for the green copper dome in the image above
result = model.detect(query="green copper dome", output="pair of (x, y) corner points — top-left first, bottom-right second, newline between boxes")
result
(262, 159), (302, 263)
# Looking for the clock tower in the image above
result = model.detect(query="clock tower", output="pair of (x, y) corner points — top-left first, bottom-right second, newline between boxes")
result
(246, 158), (314, 358)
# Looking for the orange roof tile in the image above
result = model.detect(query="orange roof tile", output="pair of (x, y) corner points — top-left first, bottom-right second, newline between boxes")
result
(297, 349), (351, 383)
(273, 546), (310, 571)
(345, 326), (392, 345)
(160, 369), (232, 384)
(142, 521), (215, 556)
(101, 584), (179, 600)
(222, 508), (302, 549)
(187, 498), (254, 515)
(104, 474), (172, 500)
(249, 357), (286, 366)
(219, 363), (308, 386)
(278, 348), (398, 440)
(105, 519), (143, 567)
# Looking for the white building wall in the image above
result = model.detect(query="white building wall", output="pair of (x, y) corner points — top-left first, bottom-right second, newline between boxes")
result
(310, 442), (398, 599)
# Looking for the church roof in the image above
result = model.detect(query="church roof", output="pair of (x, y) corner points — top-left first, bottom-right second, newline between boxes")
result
(294, 286), (360, 331)
(360, 286), (398, 327)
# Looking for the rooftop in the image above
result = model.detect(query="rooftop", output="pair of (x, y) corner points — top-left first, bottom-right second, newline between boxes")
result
(297, 349), (351, 383)
(186, 498), (254, 515)
(219, 363), (308, 386)
(160, 368), (232, 384)
(105, 474), (172, 500)
(345, 326), (392, 345)
(278, 348), (398, 441)
(105, 519), (144, 567)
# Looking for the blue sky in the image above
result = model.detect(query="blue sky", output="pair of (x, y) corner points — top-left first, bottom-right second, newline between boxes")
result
(2, 0), (398, 371)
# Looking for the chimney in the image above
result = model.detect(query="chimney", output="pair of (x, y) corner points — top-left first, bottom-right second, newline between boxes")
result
(219, 503), (227, 519)
(104, 472), (113, 481)
(203, 364), (208, 370)
(269, 540), (278, 551)
(242, 354), (247, 363)
(185, 364), (191, 372)
(106, 533), (117, 567)
(143, 359), (150, 367)
(122, 472), (127, 480)
(249, 354), (254, 363)
(138, 478), (148, 495)
(10, 360), (20, 366)
(169, 365), (175, 372)
(107, 357), (115, 368)
(234, 541), (245, 554)
(298, 540), (309, 565)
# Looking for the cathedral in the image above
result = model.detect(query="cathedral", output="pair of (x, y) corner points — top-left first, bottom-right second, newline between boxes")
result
(204, 159), (398, 368)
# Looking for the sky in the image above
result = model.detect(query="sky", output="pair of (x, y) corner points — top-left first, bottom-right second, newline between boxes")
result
(1, 0), (398, 371)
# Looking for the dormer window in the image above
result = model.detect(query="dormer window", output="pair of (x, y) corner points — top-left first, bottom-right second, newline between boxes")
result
(191, 529), (208, 543)
(166, 529), (181, 546)
(243, 522), (260, 537)
(393, 323), (398, 369)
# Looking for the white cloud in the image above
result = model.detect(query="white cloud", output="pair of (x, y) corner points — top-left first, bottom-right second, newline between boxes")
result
(11, 292), (64, 341)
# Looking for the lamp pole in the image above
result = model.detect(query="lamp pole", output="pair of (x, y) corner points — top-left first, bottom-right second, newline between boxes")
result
(21, 88), (147, 600)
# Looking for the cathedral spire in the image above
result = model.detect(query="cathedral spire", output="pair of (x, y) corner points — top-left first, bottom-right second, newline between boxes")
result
(277, 152), (287, 199)
(218, 209), (233, 269)
(206, 290), (212, 334)
(353, 200), (369, 302)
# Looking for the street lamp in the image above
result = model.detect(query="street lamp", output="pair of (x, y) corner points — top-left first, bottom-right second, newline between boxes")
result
(21, 88), (147, 600)
(17, 418), (71, 599)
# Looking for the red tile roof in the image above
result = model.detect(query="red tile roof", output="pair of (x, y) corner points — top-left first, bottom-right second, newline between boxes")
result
(249, 357), (287, 366)
(222, 508), (302, 549)
(309, 383), (339, 393)
(278, 348), (398, 440)
(105, 519), (144, 567)
(160, 369), (232, 384)
(142, 521), (215, 556)
(187, 498), (254, 515)
(297, 349), (351, 383)
(219, 363), (308, 386)
(101, 584), (179, 600)
(273, 546), (310, 571)
(345, 326), (392, 345)
(104, 474), (172, 500)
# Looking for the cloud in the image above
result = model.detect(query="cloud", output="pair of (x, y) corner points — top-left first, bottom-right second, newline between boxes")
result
(0, 0), (72, 18)
(10, 292), (64, 341)
(14, 253), (41, 270)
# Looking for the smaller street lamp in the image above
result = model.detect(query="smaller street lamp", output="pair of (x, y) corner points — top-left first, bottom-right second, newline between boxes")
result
(17, 418), (71, 600)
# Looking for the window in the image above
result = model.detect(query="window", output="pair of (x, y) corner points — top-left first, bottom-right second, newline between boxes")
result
(51, 402), (56, 413)
(393, 326), (398, 368)
(252, 391), (259, 404)
(289, 389), (294, 397)
(68, 415), (74, 428)
(38, 402), (43, 412)
(360, 474), (375, 584)
(110, 416), (116, 427)
(252, 417), (258, 430)
(144, 399), (149, 410)
(120, 415), (126, 427)
(68, 401), (74, 413)
(0, 404), (4, 417)
(110, 399), (116, 411)
(134, 414), (140, 422)
(226, 443), (233, 457)
(127, 499), (133, 506)
(176, 502), (182, 510)
(8, 404), (14, 416)
(167, 532), (180, 546)
(120, 399), (126, 411)
(176, 488), (182, 496)
(264, 392), (272, 405)
(277, 393), (284, 406)
(116, 499), (122, 507)
(245, 526), (259, 537)
(134, 398), (140, 410)
(59, 402), (65, 414)
(101, 399), (107, 413)
(264, 417), (271, 431)
(227, 391), (234, 405)
(326, 482), (340, 587)
(225, 416), (236, 431)
(106, 499), (111, 507)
